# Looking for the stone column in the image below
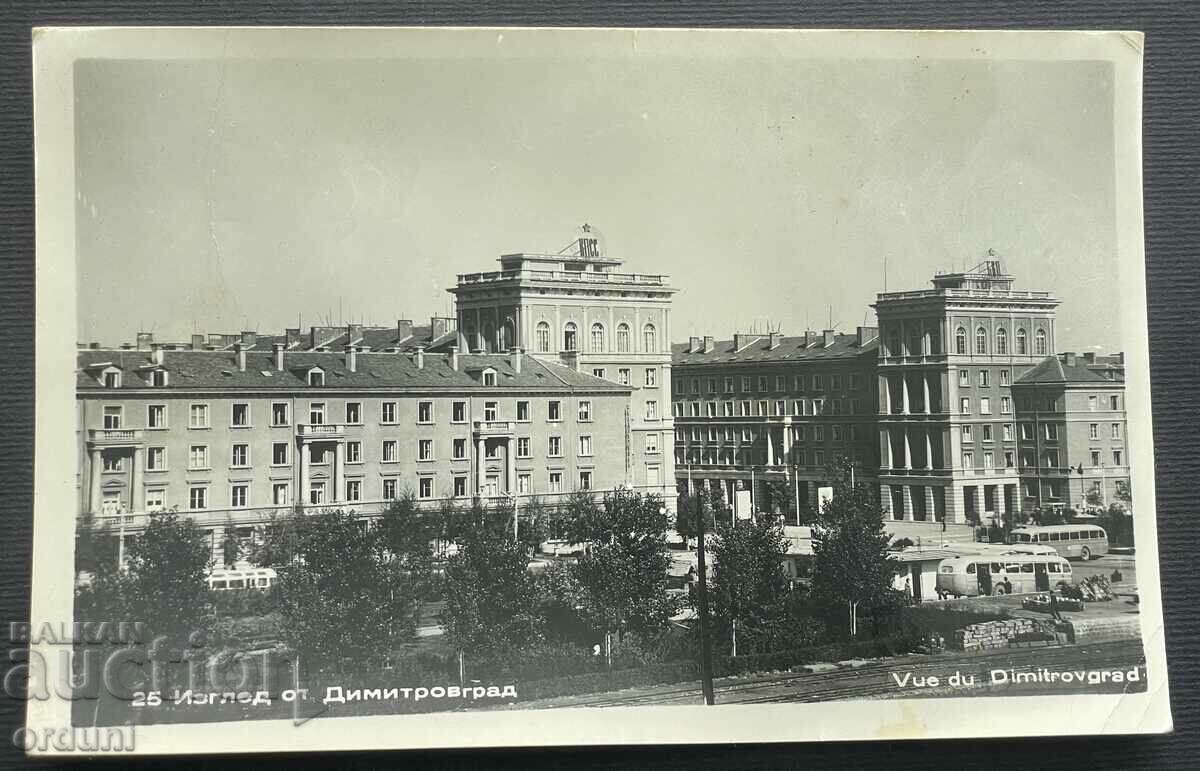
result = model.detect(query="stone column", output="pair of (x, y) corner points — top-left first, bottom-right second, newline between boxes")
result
(476, 437), (487, 493)
(972, 486), (984, 522)
(333, 441), (345, 503)
(946, 484), (966, 524)
(879, 484), (893, 519)
(925, 429), (934, 470)
(766, 429), (775, 466)
(131, 447), (144, 512)
(299, 442), (310, 508)
(881, 375), (892, 414)
(505, 438), (516, 494)
(883, 428), (894, 469)
(923, 375), (932, 414)
(903, 429), (912, 470)
(782, 417), (793, 463)
(89, 448), (103, 515)
(924, 486), (937, 520)
(902, 376), (911, 414)
(901, 485), (914, 521)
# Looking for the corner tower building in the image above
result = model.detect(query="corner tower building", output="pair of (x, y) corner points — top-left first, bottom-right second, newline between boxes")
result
(871, 258), (1059, 524)
(449, 226), (679, 506)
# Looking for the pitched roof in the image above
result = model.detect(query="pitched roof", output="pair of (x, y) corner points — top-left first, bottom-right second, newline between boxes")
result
(672, 333), (878, 366)
(76, 349), (630, 394)
(1015, 356), (1112, 385)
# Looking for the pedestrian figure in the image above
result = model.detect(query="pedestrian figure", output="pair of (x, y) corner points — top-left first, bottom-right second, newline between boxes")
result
(1049, 590), (1064, 621)
(1001, 576), (1012, 595)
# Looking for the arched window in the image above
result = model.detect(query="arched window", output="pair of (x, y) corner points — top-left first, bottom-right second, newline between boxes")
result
(590, 322), (605, 353)
(954, 327), (967, 355)
(483, 322), (496, 354)
(1035, 328), (1047, 356)
(643, 323), (657, 353)
(975, 327), (987, 355)
(995, 327), (1008, 355)
(616, 323), (630, 353)
(564, 322), (577, 352)
(1015, 328), (1027, 355)
(535, 321), (550, 353)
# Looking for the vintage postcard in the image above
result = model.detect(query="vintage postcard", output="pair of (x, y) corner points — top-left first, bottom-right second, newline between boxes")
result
(26, 27), (1168, 755)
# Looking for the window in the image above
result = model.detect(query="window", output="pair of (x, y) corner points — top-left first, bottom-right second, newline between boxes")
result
(272, 442), (288, 465)
(1000, 369), (1010, 386)
(418, 439), (434, 461)
(1003, 424), (1013, 441)
(341, 402), (360, 424)
(189, 487), (208, 511)
(723, 402), (734, 417)
(1021, 423), (1034, 441)
(1045, 424), (1058, 441)
(484, 401), (498, 422)
(419, 478), (433, 499)
(579, 471), (592, 490)
(813, 426), (824, 442)
(980, 397), (991, 414)
(1111, 423), (1122, 439)
(147, 446), (166, 471)
(979, 370), (990, 387)
(231, 403), (250, 427)
(512, 436), (530, 458)
(345, 480), (361, 502)
(145, 489), (165, 512)
(417, 401), (433, 424)
(995, 328), (1008, 354)
(1110, 395), (1120, 410)
(643, 323), (657, 352)
(1004, 451), (1015, 468)
(690, 378), (701, 394)
(309, 403), (325, 425)
(955, 327), (967, 354)
(482, 370), (497, 387)
(346, 441), (361, 463)
(453, 477), (468, 497)
(548, 436), (562, 457)
(645, 400), (659, 420)
(231, 485), (249, 508)
(646, 433), (659, 453)
(147, 405), (166, 429)
(1091, 450), (1101, 467)
(705, 402), (717, 417)
(960, 397), (970, 415)
(592, 367), (606, 379)
(188, 445), (209, 470)
(1015, 328), (1028, 355)
(102, 455), (124, 472)
(549, 472), (563, 493)
(536, 321), (551, 353)
(962, 425), (972, 441)
(1089, 423), (1099, 439)
(1035, 328), (1048, 355)
(271, 402), (289, 426)
(103, 371), (120, 388)
(382, 440), (397, 463)
(1044, 450), (1060, 468)
(775, 400), (786, 416)
(189, 404), (209, 429)
(383, 479), (398, 500)
(756, 376), (768, 392)
(814, 450), (825, 466)
(578, 401), (592, 421)
(450, 401), (465, 423)
(590, 322), (605, 352)
(740, 376), (752, 393)
(517, 474), (531, 495)
(1001, 396), (1011, 414)
(645, 368), (657, 387)
(381, 401), (397, 424)
(975, 327), (987, 355)
(548, 401), (561, 421)
(308, 369), (325, 387)
(578, 435), (593, 456)
(959, 370), (970, 387)
(150, 369), (168, 387)
(962, 451), (974, 469)
(616, 323), (630, 353)
(617, 368), (631, 385)
(724, 376), (735, 394)
(1113, 450), (1123, 466)
(982, 424), (993, 441)
(832, 425), (844, 442)
(811, 375), (823, 391)
(563, 322), (577, 351)
(231, 444), (249, 467)
(983, 452), (994, 469)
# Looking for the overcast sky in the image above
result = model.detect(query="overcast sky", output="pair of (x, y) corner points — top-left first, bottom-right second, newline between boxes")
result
(75, 54), (1120, 351)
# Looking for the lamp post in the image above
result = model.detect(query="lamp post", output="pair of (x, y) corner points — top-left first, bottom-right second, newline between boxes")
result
(689, 464), (715, 705)
(1072, 464), (1086, 514)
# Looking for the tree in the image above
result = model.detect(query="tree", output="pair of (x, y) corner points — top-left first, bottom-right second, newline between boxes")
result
(274, 508), (424, 675)
(74, 511), (120, 580)
(762, 479), (797, 522)
(810, 458), (903, 637)
(565, 488), (675, 641)
(442, 498), (543, 660)
(710, 517), (791, 655)
(674, 492), (716, 544)
(76, 509), (212, 645)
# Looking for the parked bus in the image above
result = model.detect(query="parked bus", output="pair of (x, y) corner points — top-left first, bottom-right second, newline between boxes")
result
(936, 554), (1073, 598)
(207, 567), (277, 591)
(1008, 524), (1109, 561)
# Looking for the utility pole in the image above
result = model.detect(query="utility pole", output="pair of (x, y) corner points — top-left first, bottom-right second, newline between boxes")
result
(691, 464), (715, 705)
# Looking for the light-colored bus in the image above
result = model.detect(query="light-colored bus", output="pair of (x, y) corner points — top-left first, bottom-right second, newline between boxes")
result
(1008, 524), (1109, 561)
(207, 567), (277, 591)
(936, 554), (1073, 598)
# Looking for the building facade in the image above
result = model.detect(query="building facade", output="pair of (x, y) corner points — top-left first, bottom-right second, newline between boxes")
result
(449, 226), (678, 505)
(673, 260), (1129, 530)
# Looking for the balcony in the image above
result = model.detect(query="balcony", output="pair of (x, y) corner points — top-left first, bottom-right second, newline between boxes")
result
(456, 268), (672, 288)
(473, 420), (515, 437)
(87, 428), (145, 447)
(296, 423), (346, 439)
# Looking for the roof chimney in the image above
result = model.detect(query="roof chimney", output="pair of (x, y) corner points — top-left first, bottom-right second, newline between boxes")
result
(733, 333), (761, 352)
(449, 345), (459, 371)
(1063, 352), (1077, 367)
(234, 342), (247, 372)
(823, 329), (835, 347)
(768, 332), (782, 350)
(415, 345), (425, 370)
(1082, 352), (1096, 364)
(191, 334), (204, 350)
(273, 342), (285, 372)
(136, 331), (154, 351)
(345, 344), (357, 373)
(151, 346), (164, 366)
(856, 326), (879, 346)
(703, 335), (715, 354)
(511, 347), (523, 374)
(396, 319), (414, 343)
(689, 336), (701, 354)
(285, 328), (302, 349)
(241, 330), (256, 348)
(347, 324), (363, 344)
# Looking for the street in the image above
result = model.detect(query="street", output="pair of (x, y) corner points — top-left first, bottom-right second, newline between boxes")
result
(510, 639), (1147, 709)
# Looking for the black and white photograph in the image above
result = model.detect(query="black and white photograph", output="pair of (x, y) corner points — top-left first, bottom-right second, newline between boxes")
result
(27, 27), (1168, 754)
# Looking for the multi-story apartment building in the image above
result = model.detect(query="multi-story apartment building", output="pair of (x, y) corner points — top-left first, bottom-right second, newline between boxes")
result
(78, 345), (631, 558)
(673, 259), (1129, 531)
(1012, 352), (1130, 512)
(449, 226), (678, 504)
(670, 328), (880, 512)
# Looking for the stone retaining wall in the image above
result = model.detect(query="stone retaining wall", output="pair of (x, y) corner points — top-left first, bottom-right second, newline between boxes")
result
(955, 618), (1054, 651)
(1066, 616), (1142, 644)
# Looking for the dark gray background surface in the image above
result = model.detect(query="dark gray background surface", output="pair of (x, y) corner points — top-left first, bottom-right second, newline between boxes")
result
(1, 2), (1196, 768)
